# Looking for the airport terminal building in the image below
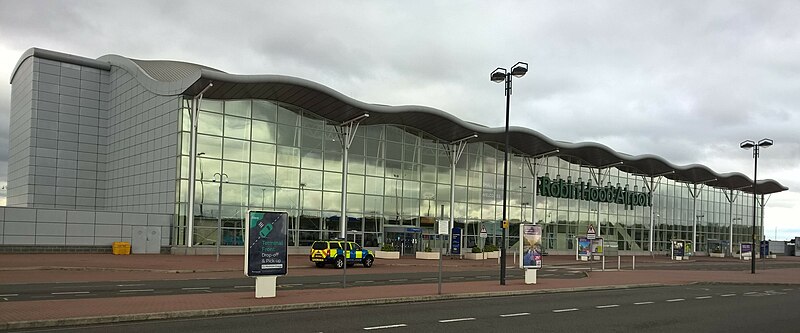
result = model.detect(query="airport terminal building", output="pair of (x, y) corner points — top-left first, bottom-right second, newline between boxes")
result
(1, 48), (788, 255)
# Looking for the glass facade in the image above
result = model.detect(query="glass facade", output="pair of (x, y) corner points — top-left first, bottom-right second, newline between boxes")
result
(175, 98), (760, 254)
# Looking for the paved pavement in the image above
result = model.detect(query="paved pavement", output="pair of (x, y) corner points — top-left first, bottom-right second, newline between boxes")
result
(1, 253), (799, 330)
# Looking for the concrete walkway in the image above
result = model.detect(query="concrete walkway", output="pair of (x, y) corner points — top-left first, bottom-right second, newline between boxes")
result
(1, 253), (799, 330)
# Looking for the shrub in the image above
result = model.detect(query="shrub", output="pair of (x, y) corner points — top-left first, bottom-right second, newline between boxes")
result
(483, 244), (498, 252)
(424, 245), (432, 252)
(380, 243), (395, 251)
(471, 246), (483, 253)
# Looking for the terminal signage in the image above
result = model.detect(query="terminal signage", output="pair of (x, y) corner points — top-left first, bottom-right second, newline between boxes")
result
(537, 175), (651, 210)
(451, 227), (462, 255)
(245, 211), (288, 277)
(577, 237), (591, 256)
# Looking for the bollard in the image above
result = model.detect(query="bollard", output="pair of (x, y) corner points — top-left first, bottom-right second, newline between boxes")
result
(632, 255), (636, 270)
(618, 256), (621, 271)
(602, 255), (605, 271)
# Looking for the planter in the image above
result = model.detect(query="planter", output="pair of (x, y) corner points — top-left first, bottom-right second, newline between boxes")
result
(375, 250), (400, 259)
(464, 252), (485, 260)
(484, 251), (500, 259)
(415, 252), (440, 260)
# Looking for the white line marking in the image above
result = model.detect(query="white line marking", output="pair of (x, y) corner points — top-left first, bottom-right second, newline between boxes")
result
(181, 287), (210, 290)
(389, 279), (408, 282)
(363, 324), (407, 330)
(634, 301), (654, 305)
(500, 312), (530, 317)
(596, 304), (620, 309)
(421, 278), (437, 281)
(744, 292), (758, 295)
(695, 296), (712, 299)
(355, 280), (374, 284)
(439, 317), (475, 323)
(553, 308), (579, 313)
(0, 294), (19, 297)
(476, 275), (491, 279)
(117, 284), (145, 287)
(720, 294), (736, 297)
(234, 285), (254, 289)
(119, 289), (154, 293)
(280, 284), (302, 287)
(539, 274), (554, 277)
(450, 277), (465, 280)
(666, 298), (685, 302)
(320, 282), (340, 285)
(51, 291), (90, 295)
(782, 288), (793, 291)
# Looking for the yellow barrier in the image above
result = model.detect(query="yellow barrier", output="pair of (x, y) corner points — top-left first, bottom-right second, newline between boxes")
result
(112, 241), (131, 255)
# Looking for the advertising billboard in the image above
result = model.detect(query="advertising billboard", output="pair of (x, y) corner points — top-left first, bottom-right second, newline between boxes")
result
(741, 243), (753, 255)
(451, 227), (462, 255)
(577, 237), (591, 256)
(590, 238), (603, 255)
(520, 224), (543, 269)
(673, 240), (685, 257)
(245, 211), (288, 277)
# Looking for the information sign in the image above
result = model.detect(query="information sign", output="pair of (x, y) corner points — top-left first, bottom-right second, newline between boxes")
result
(451, 227), (462, 255)
(587, 224), (596, 240)
(245, 211), (288, 277)
(438, 219), (449, 235)
(479, 224), (488, 238)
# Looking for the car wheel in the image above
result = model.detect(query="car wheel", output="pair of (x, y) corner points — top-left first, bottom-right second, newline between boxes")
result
(335, 256), (345, 269)
(362, 255), (374, 268)
(315, 262), (325, 268)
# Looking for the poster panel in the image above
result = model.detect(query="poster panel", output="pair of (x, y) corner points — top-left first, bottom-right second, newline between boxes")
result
(245, 211), (288, 277)
(520, 224), (543, 269)
(577, 237), (591, 256)
(590, 238), (603, 255)
(741, 243), (753, 255)
(673, 240), (685, 257)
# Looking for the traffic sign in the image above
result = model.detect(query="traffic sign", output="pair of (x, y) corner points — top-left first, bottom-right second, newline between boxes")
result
(587, 224), (596, 240)
(479, 224), (488, 238)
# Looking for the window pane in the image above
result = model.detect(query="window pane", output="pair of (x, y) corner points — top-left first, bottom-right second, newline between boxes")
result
(275, 167), (300, 187)
(223, 138), (249, 162)
(251, 142), (276, 165)
(277, 104), (300, 126)
(277, 146), (300, 167)
(250, 185), (275, 208)
(250, 164), (275, 187)
(251, 120), (276, 143)
(198, 111), (223, 136)
(197, 135), (222, 159)
(200, 99), (223, 113)
(252, 100), (277, 122)
(224, 116), (250, 140)
(225, 100), (251, 118)
(277, 125), (300, 146)
(222, 160), (249, 184)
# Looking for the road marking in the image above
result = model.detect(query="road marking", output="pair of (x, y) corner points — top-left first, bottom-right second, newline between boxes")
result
(596, 304), (620, 309)
(539, 274), (554, 277)
(389, 279), (408, 282)
(634, 301), (654, 305)
(500, 312), (530, 317)
(476, 275), (491, 279)
(569, 271), (583, 274)
(51, 291), (90, 295)
(355, 280), (374, 284)
(30, 296), (54, 299)
(119, 289), (154, 293)
(782, 288), (793, 291)
(744, 292), (758, 295)
(182, 287), (210, 290)
(666, 298), (684, 302)
(546, 269), (558, 272)
(421, 278), (437, 281)
(320, 282), (340, 285)
(0, 294), (19, 297)
(720, 294), (736, 297)
(553, 308), (579, 313)
(695, 296), (712, 300)
(279, 284), (303, 288)
(439, 317), (475, 323)
(234, 285), (254, 289)
(363, 324), (407, 330)
(117, 284), (145, 287)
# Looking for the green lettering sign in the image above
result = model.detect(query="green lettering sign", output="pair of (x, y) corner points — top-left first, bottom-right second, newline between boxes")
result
(537, 175), (651, 210)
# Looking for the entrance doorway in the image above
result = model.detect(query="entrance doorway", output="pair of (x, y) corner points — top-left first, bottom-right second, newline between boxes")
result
(384, 226), (421, 256)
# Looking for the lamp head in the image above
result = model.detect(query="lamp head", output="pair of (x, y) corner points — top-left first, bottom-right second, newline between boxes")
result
(740, 140), (756, 149)
(511, 62), (528, 78)
(757, 138), (773, 148)
(490, 68), (507, 83)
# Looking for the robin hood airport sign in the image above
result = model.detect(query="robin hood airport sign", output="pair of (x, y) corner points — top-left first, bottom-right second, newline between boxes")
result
(537, 175), (651, 210)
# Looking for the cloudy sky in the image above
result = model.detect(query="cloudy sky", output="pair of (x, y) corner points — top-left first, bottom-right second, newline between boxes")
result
(0, 0), (798, 239)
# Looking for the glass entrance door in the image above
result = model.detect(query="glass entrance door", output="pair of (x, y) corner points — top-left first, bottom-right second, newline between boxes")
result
(386, 231), (417, 256)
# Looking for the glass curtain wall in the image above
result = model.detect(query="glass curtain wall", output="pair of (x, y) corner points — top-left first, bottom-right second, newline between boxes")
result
(175, 97), (758, 253)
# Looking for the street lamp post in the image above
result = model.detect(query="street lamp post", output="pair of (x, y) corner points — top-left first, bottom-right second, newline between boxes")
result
(740, 138), (773, 274)
(212, 172), (229, 262)
(491, 62), (528, 286)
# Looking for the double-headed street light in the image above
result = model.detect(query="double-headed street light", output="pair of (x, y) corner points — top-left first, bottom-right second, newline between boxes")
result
(740, 138), (773, 274)
(491, 61), (528, 286)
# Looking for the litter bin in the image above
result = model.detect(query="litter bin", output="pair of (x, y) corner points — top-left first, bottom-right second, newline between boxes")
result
(112, 242), (131, 255)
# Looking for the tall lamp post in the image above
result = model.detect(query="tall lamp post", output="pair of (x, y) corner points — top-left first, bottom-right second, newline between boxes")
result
(491, 62), (528, 285)
(740, 138), (773, 274)
(212, 172), (229, 262)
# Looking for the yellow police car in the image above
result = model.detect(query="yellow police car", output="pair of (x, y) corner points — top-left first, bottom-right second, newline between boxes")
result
(309, 240), (374, 268)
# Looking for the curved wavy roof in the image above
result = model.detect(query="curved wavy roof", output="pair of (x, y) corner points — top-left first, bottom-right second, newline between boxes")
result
(13, 48), (788, 195)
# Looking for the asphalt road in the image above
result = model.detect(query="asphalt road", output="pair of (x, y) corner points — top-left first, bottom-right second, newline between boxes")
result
(19, 284), (797, 332)
(0, 267), (586, 302)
